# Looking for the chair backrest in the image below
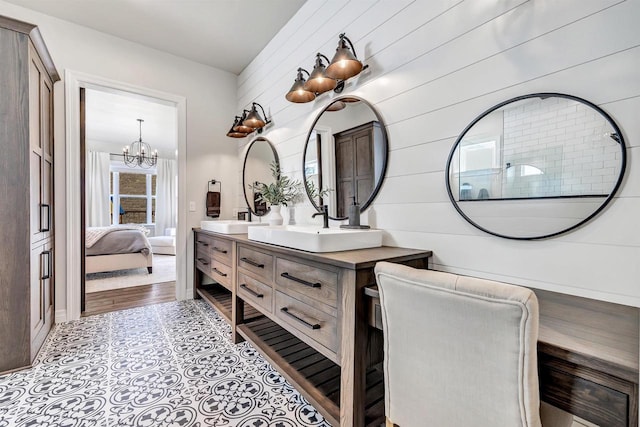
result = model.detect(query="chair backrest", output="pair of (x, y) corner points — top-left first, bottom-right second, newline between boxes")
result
(375, 262), (541, 427)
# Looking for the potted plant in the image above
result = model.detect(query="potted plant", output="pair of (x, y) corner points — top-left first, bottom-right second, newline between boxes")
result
(252, 161), (301, 225)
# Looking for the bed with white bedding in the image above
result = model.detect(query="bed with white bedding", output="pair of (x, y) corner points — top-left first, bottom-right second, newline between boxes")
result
(85, 226), (153, 274)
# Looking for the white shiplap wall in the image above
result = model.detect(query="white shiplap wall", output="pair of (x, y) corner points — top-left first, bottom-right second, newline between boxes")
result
(236, 0), (640, 307)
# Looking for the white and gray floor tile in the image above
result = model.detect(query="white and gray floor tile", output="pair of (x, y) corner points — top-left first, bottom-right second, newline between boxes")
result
(0, 300), (330, 427)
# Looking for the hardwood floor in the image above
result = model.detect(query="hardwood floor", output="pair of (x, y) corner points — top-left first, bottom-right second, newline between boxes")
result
(83, 281), (176, 317)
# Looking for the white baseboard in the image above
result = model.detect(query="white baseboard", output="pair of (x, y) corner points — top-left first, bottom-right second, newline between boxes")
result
(55, 309), (68, 323)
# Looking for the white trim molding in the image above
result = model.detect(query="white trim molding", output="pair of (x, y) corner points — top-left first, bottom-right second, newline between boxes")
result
(65, 70), (188, 321)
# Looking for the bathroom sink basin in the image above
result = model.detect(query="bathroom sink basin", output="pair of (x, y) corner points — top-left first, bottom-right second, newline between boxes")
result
(200, 220), (268, 234)
(247, 225), (383, 252)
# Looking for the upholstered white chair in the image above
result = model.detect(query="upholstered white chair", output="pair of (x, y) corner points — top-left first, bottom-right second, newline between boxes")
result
(148, 227), (176, 255)
(374, 262), (574, 427)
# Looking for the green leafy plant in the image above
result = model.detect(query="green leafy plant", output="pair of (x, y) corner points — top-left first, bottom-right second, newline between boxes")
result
(252, 161), (301, 207)
(305, 180), (332, 202)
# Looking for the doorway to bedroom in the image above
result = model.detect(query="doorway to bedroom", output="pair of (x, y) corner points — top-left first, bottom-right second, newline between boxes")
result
(81, 87), (177, 316)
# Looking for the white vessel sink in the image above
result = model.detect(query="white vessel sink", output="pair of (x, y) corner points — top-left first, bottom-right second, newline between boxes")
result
(248, 225), (383, 252)
(200, 220), (268, 234)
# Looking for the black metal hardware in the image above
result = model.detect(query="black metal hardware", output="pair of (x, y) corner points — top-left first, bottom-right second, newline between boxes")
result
(280, 307), (320, 330)
(312, 204), (329, 229)
(280, 272), (321, 288)
(240, 257), (264, 268)
(212, 268), (227, 277)
(213, 247), (228, 254)
(240, 284), (263, 298)
(197, 258), (209, 265)
(41, 250), (51, 280)
(40, 204), (51, 232)
(197, 240), (209, 246)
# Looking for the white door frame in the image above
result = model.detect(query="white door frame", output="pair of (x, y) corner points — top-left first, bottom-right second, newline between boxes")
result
(64, 70), (188, 321)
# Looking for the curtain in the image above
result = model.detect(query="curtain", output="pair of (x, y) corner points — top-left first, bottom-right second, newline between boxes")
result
(86, 151), (111, 227)
(155, 158), (177, 236)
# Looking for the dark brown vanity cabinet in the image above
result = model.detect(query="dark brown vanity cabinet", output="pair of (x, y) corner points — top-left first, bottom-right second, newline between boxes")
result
(0, 16), (59, 373)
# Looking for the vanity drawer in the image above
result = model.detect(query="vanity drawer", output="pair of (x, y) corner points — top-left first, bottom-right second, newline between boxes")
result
(237, 244), (273, 281)
(209, 237), (232, 265)
(195, 250), (211, 274)
(275, 257), (338, 308)
(275, 291), (338, 353)
(237, 272), (273, 314)
(195, 233), (214, 253)
(208, 259), (232, 291)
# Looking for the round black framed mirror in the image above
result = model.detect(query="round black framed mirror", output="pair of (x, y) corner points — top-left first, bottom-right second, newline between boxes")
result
(302, 96), (389, 220)
(446, 93), (626, 240)
(243, 137), (279, 216)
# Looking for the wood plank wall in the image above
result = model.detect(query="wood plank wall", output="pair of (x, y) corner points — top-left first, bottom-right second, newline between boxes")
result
(235, 0), (640, 308)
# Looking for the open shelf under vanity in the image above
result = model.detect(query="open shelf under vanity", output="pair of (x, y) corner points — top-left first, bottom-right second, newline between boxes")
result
(237, 316), (385, 427)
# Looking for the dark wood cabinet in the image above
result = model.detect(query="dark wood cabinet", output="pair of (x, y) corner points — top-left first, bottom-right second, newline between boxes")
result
(334, 122), (380, 217)
(0, 15), (59, 374)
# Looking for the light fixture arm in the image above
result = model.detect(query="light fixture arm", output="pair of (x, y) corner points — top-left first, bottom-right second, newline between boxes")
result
(316, 53), (331, 65)
(252, 102), (271, 125)
(339, 33), (358, 59)
(298, 67), (310, 79)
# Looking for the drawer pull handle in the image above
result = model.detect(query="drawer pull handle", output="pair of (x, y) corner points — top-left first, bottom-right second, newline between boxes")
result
(197, 258), (210, 265)
(240, 284), (263, 298)
(240, 257), (264, 268)
(213, 247), (228, 254)
(212, 268), (227, 277)
(197, 241), (209, 246)
(280, 272), (321, 288)
(280, 307), (320, 330)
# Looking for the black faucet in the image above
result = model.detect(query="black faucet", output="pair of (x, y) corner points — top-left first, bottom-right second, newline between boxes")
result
(312, 205), (329, 229)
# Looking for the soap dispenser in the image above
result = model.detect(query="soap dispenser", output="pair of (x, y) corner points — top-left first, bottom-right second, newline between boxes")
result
(340, 197), (370, 229)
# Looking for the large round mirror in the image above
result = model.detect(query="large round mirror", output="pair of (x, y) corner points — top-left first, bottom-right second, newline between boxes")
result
(303, 96), (388, 220)
(243, 137), (278, 216)
(446, 93), (626, 240)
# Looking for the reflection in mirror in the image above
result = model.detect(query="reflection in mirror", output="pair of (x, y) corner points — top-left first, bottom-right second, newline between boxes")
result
(243, 137), (278, 216)
(303, 96), (388, 220)
(447, 93), (626, 239)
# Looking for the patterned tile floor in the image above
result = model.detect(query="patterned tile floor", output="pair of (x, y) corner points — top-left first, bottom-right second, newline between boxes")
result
(0, 300), (331, 427)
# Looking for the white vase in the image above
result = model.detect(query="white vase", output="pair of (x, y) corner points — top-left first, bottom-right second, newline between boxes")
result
(268, 205), (283, 225)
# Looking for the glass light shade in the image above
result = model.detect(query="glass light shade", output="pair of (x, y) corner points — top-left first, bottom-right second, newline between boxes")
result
(286, 78), (316, 103)
(243, 105), (266, 129)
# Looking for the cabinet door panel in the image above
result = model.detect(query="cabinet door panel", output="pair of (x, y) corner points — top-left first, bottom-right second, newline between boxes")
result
(30, 245), (44, 335)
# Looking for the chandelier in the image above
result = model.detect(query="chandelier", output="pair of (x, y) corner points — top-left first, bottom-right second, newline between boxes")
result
(122, 119), (157, 168)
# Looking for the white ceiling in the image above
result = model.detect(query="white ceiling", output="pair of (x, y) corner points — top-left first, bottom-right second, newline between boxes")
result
(85, 88), (178, 159)
(5, 0), (305, 74)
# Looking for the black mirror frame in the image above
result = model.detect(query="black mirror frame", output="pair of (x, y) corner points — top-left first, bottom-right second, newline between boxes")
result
(302, 95), (389, 220)
(445, 92), (627, 240)
(242, 136), (279, 217)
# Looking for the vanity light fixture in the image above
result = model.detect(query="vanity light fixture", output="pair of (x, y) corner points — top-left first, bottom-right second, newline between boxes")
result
(226, 116), (249, 138)
(285, 68), (316, 103)
(304, 53), (337, 94)
(226, 102), (272, 138)
(243, 102), (271, 129)
(285, 33), (367, 104)
(234, 110), (256, 134)
(325, 33), (365, 81)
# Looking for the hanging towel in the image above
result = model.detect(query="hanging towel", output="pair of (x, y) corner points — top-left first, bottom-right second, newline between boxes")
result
(206, 191), (220, 217)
